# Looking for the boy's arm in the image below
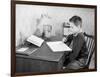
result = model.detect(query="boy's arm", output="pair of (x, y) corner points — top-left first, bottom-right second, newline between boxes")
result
(69, 33), (85, 61)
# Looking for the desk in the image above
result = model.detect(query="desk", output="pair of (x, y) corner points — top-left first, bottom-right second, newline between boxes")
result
(16, 36), (69, 73)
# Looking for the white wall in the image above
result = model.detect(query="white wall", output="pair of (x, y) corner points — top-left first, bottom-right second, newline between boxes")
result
(16, 4), (95, 46)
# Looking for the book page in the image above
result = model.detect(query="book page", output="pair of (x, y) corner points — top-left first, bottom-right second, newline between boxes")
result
(17, 47), (29, 53)
(27, 35), (44, 47)
(47, 41), (72, 52)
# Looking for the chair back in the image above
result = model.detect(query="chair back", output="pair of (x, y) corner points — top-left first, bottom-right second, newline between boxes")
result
(84, 32), (95, 68)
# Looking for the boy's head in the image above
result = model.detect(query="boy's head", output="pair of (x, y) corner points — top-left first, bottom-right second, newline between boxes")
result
(69, 15), (82, 28)
(67, 16), (82, 36)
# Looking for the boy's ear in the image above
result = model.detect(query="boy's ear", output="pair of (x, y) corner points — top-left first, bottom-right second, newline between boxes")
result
(77, 21), (82, 26)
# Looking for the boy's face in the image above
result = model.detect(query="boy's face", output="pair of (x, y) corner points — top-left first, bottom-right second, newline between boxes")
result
(70, 22), (80, 35)
(64, 22), (80, 35)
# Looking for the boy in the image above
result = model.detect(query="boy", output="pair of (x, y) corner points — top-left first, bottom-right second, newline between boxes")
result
(63, 16), (88, 69)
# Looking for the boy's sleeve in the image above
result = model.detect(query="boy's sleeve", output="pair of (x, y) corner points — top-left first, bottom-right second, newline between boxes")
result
(69, 33), (85, 61)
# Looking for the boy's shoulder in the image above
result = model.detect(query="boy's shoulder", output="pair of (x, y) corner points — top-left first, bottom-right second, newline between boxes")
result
(77, 32), (84, 37)
(77, 32), (85, 41)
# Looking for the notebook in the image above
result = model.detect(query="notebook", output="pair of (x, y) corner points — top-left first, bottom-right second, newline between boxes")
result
(47, 41), (72, 52)
(27, 35), (44, 47)
(16, 47), (37, 56)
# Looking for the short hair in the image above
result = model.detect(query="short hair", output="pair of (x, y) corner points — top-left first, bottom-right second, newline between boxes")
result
(69, 15), (82, 27)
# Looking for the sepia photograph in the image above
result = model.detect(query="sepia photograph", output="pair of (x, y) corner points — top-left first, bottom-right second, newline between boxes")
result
(11, 1), (97, 76)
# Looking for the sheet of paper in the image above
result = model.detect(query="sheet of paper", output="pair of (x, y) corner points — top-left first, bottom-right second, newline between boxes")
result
(17, 47), (29, 52)
(47, 41), (72, 52)
(27, 35), (44, 47)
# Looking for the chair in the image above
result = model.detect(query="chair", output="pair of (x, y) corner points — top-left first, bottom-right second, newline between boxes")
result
(63, 32), (95, 70)
(83, 32), (95, 69)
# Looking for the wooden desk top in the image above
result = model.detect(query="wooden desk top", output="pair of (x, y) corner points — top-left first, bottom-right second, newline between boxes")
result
(16, 35), (68, 62)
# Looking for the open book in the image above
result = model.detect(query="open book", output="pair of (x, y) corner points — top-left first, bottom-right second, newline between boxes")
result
(47, 41), (72, 52)
(16, 35), (44, 56)
(16, 47), (38, 56)
(27, 35), (44, 47)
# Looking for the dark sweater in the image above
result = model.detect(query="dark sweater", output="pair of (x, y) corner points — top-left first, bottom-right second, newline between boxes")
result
(66, 33), (88, 61)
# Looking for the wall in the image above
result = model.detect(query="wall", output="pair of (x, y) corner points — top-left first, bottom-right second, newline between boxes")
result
(16, 4), (95, 46)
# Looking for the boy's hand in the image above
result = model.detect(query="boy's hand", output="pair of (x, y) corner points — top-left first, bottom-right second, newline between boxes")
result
(62, 37), (67, 42)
